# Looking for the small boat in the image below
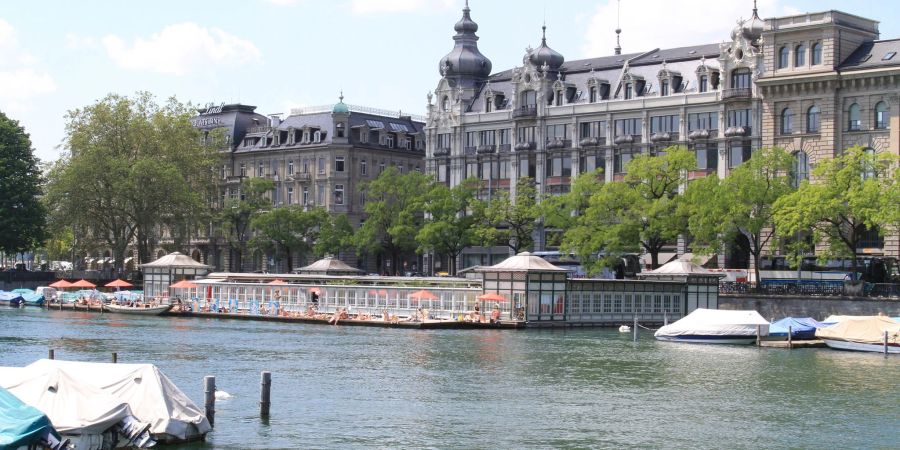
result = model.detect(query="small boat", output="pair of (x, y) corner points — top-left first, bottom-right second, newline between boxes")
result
(768, 317), (830, 340)
(0, 385), (68, 450)
(654, 308), (770, 344)
(815, 316), (900, 354)
(0, 292), (24, 307)
(11, 289), (44, 307)
(103, 303), (172, 315)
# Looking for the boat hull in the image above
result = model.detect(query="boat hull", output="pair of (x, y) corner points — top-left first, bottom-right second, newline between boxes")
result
(821, 339), (900, 354)
(655, 335), (757, 345)
(103, 304), (172, 315)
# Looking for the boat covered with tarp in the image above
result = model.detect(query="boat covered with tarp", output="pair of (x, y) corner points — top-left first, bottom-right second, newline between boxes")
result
(655, 308), (770, 344)
(11, 289), (44, 307)
(0, 385), (67, 450)
(815, 316), (900, 354)
(25, 359), (211, 443)
(0, 291), (24, 307)
(0, 363), (155, 449)
(768, 317), (831, 340)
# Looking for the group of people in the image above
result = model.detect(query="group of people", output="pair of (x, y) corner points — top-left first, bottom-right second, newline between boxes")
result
(467, 303), (503, 324)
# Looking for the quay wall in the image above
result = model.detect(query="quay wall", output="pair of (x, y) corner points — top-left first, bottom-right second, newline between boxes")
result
(719, 295), (900, 320)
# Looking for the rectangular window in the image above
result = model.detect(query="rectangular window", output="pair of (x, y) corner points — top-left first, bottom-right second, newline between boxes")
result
(694, 143), (719, 171)
(614, 149), (634, 173)
(546, 124), (567, 141)
(498, 129), (510, 145)
(302, 159), (309, 173)
(379, 160), (386, 174)
(589, 86), (597, 103)
(334, 184), (344, 205)
(317, 183), (325, 205)
(317, 157), (325, 174)
(287, 160), (294, 175)
(385, 134), (395, 148)
(466, 131), (478, 148)
(660, 80), (669, 96)
(516, 126), (535, 144)
(239, 163), (246, 177)
(727, 109), (751, 130)
(437, 133), (451, 149)
(257, 162), (264, 177)
(335, 156), (345, 172)
(614, 118), (641, 137)
(287, 187), (294, 205)
(729, 142), (752, 168)
(650, 115), (679, 133)
(360, 159), (368, 176)
(731, 70), (751, 89)
(302, 186), (309, 205)
(688, 112), (718, 131)
(480, 130), (495, 146)
(699, 75), (708, 93)
(624, 83), (633, 100)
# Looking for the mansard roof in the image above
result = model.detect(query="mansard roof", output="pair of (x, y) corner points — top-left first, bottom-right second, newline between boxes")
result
(840, 38), (900, 71)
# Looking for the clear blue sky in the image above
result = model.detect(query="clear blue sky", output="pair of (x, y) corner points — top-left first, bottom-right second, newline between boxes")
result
(1, 0), (896, 163)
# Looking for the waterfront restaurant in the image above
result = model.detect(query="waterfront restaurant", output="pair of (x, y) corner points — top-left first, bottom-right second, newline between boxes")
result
(141, 252), (212, 300)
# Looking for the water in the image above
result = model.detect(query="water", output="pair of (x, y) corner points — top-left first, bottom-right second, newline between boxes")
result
(2, 307), (898, 449)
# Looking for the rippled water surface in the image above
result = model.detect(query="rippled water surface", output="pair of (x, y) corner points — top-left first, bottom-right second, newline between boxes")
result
(2, 308), (898, 449)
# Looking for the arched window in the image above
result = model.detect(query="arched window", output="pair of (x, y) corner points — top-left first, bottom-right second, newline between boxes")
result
(313, 130), (321, 143)
(807, 105), (820, 133)
(791, 151), (809, 187)
(795, 44), (807, 67)
(781, 108), (793, 135)
(441, 96), (449, 112)
(875, 101), (889, 129)
(778, 46), (789, 69)
(811, 42), (822, 65)
(848, 103), (861, 131)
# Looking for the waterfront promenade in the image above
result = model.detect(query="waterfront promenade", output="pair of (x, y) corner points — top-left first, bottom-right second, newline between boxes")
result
(2, 307), (898, 449)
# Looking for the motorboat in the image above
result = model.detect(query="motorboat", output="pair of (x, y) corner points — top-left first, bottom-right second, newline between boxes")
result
(103, 303), (172, 315)
(815, 316), (899, 354)
(768, 317), (830, 340)
(654, 308), (770, 344)
(0, 386), (68, 450)
(0, 292), (24, 307)
(11, 289), (44, 307)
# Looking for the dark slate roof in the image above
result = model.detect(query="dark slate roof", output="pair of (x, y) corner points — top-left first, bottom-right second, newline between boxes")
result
(629, 43), (721, 66)
(348, 112), (425, 134)
(839, 38), (900, 71)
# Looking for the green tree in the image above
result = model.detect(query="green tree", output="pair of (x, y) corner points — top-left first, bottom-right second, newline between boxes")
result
(773, 146), (897, 277)
(250, 205), (324, 272)
(543, 169), (604, 248)
(315, 213), (354, 259)
(355, 167), (430, 274)
(46, 93), (218, 268)
(416, 177), (482, 275)
(684, 147), (794, 285)
(569, 146), (694, 271)
(0, 111), (47, 255)
(475, 177), (540, 254)
(220, 177), (274, 271)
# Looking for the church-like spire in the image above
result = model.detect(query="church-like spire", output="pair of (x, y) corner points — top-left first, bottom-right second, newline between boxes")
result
(438, 1), (493, 87)
(614, 0), (622, 55)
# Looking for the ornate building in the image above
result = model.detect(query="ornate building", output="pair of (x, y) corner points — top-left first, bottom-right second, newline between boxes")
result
(186, 98), (426, 273)
(425, 3), (899, 271)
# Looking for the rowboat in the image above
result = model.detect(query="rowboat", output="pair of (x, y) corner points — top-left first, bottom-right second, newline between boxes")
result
(103, 304), (172, 315)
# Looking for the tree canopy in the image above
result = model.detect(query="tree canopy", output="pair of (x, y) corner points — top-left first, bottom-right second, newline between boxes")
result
(475, 177), (540, 254)
(0, 110), (47, 255)
(220, 177), (273, 271)
(416, 177), (482, 275)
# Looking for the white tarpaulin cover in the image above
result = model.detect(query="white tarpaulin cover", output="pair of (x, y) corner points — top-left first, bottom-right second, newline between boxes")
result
(655, 308), (770, 338)
(0, 365), (137, 435)
(816, 316), (900, 345)
(26, 359), (211, 441)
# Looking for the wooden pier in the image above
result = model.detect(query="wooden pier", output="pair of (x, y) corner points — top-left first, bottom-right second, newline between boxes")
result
(759, 339), (827, 349)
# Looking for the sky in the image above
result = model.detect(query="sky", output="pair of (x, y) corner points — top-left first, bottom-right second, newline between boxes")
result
(1, 0), (897, 164)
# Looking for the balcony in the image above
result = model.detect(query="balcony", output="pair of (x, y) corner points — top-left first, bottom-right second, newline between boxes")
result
(724, 126), (750, 138)
(514, 142), (535, 151)
(649, 132), (672, 143)
(291, 173), (311, 182)
(433, 147), (450, 157)
(722, 88), (752, 100)
(464, 146), (477, 156)
(546, 138), (571, 150)
(579, 137), (600, 147)
(614, 135), (641, 145)
(498, 143), (512, 153)
(476, 144), (496, 154)
(512, 105), (537, 118)
(688, 129), (711, 140)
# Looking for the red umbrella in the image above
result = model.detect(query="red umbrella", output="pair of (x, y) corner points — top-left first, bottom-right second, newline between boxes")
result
(170, 280), (198, 289)
(49, 280), (73, 289)
(408, 289), (438, 301)
(477, 292), (508, 302)
(105, 279), (133, 289)
(70, 279), (97, 289)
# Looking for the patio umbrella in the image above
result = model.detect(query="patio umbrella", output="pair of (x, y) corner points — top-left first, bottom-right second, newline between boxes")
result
(308, 287), (322, 295)
(267, 279), (288, 285)
(408, 289), (438, 300)
(70, 279), (97, 289)
(170, 280), (199, 289)
(477, 292), (508, 302)
(48, 279), (73, 289)
(105, 279), (133, 290)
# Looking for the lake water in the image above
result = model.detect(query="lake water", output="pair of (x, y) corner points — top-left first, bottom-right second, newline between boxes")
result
(1, 307), (898, 449)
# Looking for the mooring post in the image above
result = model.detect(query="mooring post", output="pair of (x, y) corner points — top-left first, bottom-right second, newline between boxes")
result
(787, 326), (793, 349)
(204, 376), (216, 428)
(111, 352), (117, 363)
(884, 331), (890, 357)
(633, 316), (638, 342)
(48, 349), (54, 360)
(663, 311), (668, 327)
(260, 371), (271, 418)
(756, 325), (761, 347)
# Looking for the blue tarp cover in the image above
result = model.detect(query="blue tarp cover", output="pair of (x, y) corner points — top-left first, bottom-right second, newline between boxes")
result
(0, 386), (56, 449)
(0, 292), (24, 304)
(769, 317), (828, 337)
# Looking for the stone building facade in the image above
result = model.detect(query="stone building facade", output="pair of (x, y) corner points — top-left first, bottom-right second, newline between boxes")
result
(424, 3), (899, 271)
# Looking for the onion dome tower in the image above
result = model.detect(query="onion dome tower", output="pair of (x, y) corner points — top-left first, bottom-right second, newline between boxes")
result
(742, 1), (764, 45)
(528, 25), (565, 71)
(438, 1), (492, 88)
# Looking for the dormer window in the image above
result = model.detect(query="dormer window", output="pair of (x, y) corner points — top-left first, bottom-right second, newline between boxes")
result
(441, 96), (449, 112)
(555, 89), (563, 106)
(485, 96), (493, 112)
(660, 80), (669, 96)
(699, 75), (708, 93)
(624, 83), (632, 100)
(313, 130), (321, 143)
(589, 86), (597, 102)
(336, 122), (345, 138)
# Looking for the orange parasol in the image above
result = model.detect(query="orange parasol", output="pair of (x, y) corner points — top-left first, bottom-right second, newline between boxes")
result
(70, 279), (97, 289)
(309, 287), (322, 295)
(169, 279), (198, 289)
(49, 279), (73, 289)
(105, 279), (134, 289)
(267, 279), (288, 285)
(477, 292), (508, 302)
(408, 289), (438, 301)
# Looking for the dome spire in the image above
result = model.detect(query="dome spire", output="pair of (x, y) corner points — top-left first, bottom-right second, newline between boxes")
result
(438, 0), (493, 86)
(529, 23), (564, 70)
(614, 0), (622, 55)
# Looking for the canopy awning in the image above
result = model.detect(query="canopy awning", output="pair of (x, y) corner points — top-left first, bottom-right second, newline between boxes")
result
(70, 279), (96, 289)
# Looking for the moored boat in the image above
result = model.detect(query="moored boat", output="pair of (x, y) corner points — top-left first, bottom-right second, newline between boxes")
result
(815, 316), (900, 354)
(768, 317), (830, 340)
(103, 303), (172, 315)
(0, 292), (24, 307)
(654, 308), (770, 344)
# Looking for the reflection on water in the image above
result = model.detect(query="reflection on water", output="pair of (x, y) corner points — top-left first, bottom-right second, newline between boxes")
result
(1, 307), (898, 449)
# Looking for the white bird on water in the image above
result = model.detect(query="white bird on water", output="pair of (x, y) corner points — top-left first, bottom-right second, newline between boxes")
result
(215, 389), (233, 400)
(619, 325), (631, 333)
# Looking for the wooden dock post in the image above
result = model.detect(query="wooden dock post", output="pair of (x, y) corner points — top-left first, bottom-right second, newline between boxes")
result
(787, 326), (793, 349)
(663, 311), (668, 327)
(48, 349), (54, 360)
(885, 331), (890, 357)
(203, 376), (216, 428)
(260, 371), (271, 417)
(756, 325), (761, 347)
(111, 352), (117, 363)
(633, 317), (638, 342)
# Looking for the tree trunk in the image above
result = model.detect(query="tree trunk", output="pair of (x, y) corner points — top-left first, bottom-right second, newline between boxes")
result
(752, 251), (761, 290)
(650, 252), (659, 270)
